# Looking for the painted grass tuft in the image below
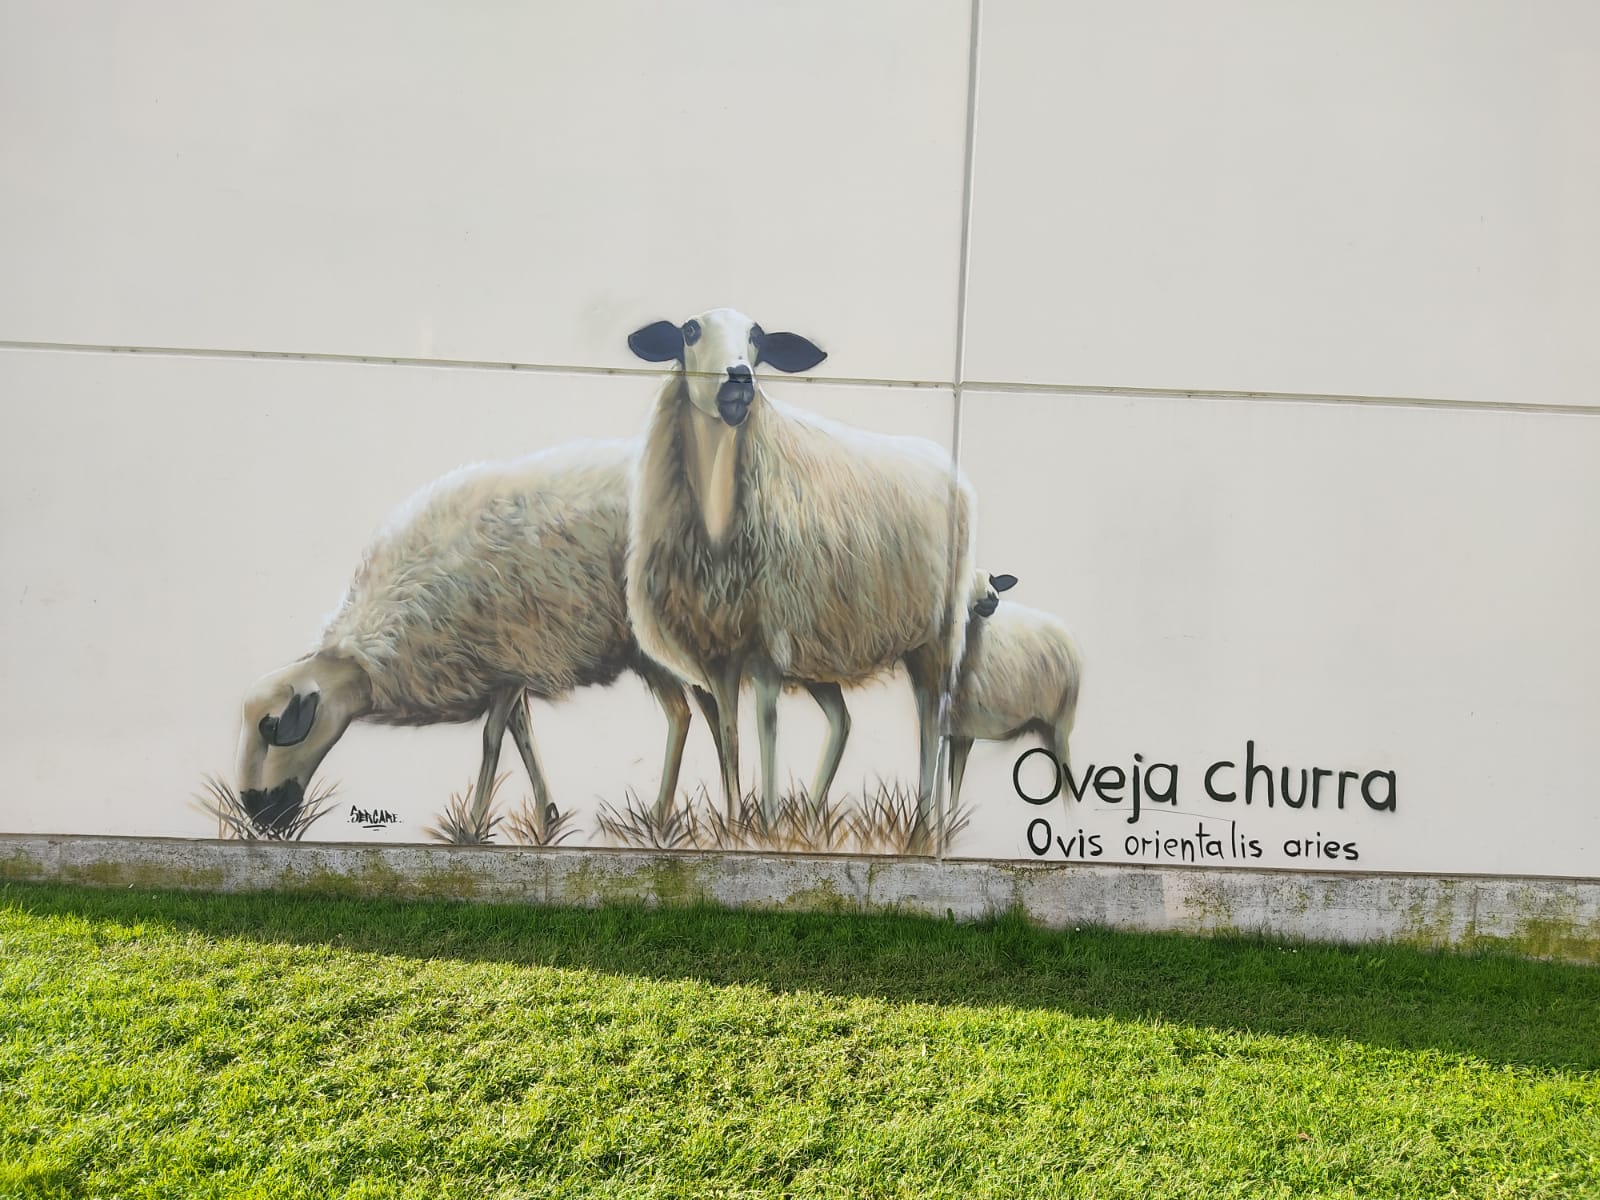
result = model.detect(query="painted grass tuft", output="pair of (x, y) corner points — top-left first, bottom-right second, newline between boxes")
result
(596, 780), (971, 855)
(424, 775), (508, 845)
(430, 774), (578, 848)
(503, 794), (580, 848)
(849, 779), (971, 856)
(3, 883), (1597, 1198)
(194, 773), (339, 841)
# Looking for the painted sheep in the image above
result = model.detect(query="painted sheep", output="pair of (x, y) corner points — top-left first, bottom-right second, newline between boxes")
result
(234, 439), (693, 838)
(948, 570), (1084, 811)
(625, 308), (977, 820)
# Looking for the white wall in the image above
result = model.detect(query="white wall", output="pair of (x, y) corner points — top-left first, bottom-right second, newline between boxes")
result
(2, 1), (1596, 877)
(965, 0), (1600, 405)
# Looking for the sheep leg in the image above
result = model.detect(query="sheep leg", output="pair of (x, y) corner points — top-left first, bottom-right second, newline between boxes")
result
(706, 658), (744, 820)
(692, 686), (722, 762)
(903, 649), (944, 824)
(641, 669), (692, 820)
(803, 682), (850, 806)
(471, 688), (521, 832)
(750, 656), (782, 824)
(948, 735), (973, 814)
(506, 694), (553, 815)
(914, 685), (941, 825)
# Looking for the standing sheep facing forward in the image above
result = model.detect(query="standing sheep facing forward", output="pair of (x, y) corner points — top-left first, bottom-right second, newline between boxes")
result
(948, 569), (1084, 812)
(234, 439), (693, 838)
(626, 308), (977, 820)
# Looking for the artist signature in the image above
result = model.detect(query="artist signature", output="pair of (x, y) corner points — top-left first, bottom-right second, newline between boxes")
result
(348, 805), (400, 831)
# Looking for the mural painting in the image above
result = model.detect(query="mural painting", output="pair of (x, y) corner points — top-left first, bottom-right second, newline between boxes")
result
(209, 309), (1089, 857)
(5, 3), (1595, 886)
(203, 309), (1424, 869)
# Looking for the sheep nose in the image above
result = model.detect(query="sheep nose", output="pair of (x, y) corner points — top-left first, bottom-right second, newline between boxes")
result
(727, 364), (752, 383)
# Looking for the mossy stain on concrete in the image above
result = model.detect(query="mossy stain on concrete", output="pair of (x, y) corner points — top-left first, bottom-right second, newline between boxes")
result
(1468, 891), (1600, 964)
(777, 875), (855, 915)
(413, 860), (496, 901)
(1178, 879), (1236, 927)
(1397, 880), (1467, 949)
(60, 858), (226, 892)
(552, 856), (711, 909)
(0, 848), (47, 882)
(288, 852), (409, 899)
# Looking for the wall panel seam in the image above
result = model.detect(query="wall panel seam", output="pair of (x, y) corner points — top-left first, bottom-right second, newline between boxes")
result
(2, 340), (1595, 418)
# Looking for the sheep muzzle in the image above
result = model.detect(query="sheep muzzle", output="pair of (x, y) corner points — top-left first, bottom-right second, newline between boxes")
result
(716, 375), (754, 425)
(240, 779), (306, 835)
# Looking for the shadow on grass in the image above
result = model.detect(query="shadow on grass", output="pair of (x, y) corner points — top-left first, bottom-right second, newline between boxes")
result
(6, 881), (1598, 1071)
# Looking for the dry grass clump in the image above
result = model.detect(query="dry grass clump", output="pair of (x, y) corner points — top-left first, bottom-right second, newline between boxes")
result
(193, 774), (338, 841)
(595, 780), (969, 856)
(424, 775), (506, 845)
(848, 780), (971, 856)
(596, 785), (710, 850)
(425, 774), (579, 847)
(599, 784), (853, 853)
(193, 768), (968, 856)
(504, 795), (580, 848)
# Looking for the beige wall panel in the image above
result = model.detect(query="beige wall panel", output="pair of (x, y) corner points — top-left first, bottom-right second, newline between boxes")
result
(951, 389), (1600, 876)
(0, 1), (971, 381)
(964, 1), (1600, 404)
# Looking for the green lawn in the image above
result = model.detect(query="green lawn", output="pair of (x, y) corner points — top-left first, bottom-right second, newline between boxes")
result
(1, 883), (1596, 1199)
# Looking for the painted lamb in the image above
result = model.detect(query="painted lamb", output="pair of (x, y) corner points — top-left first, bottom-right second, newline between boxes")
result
(233, 439), (693, 839)
(625, 308), (977, 821)
(948, 569), (1084, 811)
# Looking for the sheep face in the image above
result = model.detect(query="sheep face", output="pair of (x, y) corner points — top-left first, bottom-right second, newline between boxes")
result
(628, 308), (827, 426)
(971, 570), (1017, 619)
(234, 653), (371, 835)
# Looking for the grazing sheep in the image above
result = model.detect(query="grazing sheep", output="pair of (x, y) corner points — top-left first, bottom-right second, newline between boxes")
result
(626, 308), (977, 821)
(234, 439), (695, 838)
(947, 570), (1084, 812)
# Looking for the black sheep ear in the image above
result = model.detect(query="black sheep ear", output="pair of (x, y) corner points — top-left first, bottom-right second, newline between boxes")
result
(627, 321), (685, 363)
(990, 573), (1018, 592)
(755, 331), (827, 373)
(262, 691), (319, 748)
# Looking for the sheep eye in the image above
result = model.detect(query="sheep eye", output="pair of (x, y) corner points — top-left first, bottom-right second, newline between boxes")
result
(682, 320), (702, 346)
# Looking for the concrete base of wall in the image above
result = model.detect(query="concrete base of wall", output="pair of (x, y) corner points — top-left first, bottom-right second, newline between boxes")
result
(4, 834), (1597, 963)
